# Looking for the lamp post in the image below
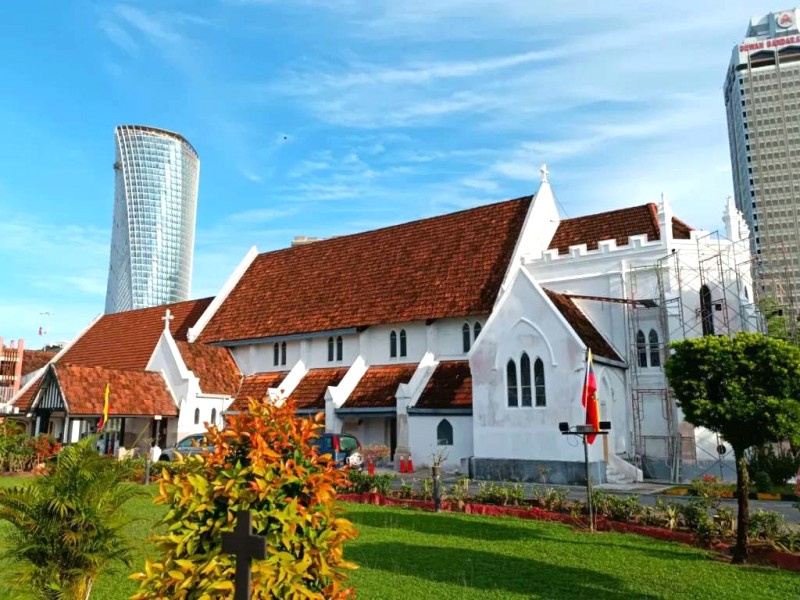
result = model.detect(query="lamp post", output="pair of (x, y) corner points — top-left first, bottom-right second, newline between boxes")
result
(559, 420), (611, 531)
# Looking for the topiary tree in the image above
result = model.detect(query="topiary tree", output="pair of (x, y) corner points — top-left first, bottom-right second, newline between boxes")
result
(0, 435), (145, 599)
(665, 332), (800, 563)
(132, 399), (357, 599)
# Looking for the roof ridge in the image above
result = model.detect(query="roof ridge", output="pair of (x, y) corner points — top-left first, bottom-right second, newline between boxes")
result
(254, 195), (533, 259)
(100, 297), (214, 319)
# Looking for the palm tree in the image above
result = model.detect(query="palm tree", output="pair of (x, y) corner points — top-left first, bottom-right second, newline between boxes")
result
(0, 436), (145, 599)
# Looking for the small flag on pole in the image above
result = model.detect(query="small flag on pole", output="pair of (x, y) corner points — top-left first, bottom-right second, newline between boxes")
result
(581, 350), (600, 444)
(98, 384), (110, 431)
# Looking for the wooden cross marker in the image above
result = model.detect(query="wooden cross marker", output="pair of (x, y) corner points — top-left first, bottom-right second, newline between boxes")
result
(222, 510), (267, 600)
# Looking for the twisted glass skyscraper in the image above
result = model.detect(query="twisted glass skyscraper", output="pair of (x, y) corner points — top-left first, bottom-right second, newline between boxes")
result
(104, 125), (199, 314)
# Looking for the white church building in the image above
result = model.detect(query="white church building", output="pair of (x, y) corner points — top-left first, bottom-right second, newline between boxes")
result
(7, 169), (757, 483)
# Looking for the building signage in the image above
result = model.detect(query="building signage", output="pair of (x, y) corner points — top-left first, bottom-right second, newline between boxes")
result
(739, 35), (800, 53)
(776, 11), (795, 29)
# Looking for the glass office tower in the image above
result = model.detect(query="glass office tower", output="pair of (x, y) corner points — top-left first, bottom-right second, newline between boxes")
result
(104, 125), (199, 314)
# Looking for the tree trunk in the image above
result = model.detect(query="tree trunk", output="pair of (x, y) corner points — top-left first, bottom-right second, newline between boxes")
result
(732, 449), (749, 564)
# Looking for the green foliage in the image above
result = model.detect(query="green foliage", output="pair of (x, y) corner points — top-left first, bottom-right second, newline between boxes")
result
(473, 481), (524, 506)
(666, 332), (800, 453)
(0, 436), (145, 599)
(591, 491), (644, 523)
(447, 477), (470, 504)
(131, 399), (357, 600)
(532, 486), (569, 512)
(666, 332), (800, 561)
(747, 445), (800, 491)
(0, 421), (36, 472)
(748, 510), (787, 540)
(344, 470), (394, 495)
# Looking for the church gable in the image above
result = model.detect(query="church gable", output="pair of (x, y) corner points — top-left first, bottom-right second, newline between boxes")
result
(198, 196), (533, 344)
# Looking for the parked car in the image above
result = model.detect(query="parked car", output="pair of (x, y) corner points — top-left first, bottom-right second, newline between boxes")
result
(309, 433), (363, 469)
(158, 434), (212, 461)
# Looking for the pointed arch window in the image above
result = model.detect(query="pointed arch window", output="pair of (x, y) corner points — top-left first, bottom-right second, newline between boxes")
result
(327, 337), (334, 362)
(636, 330), (648, 368)
(506, 359), (518, 407)
(273, 343), (280, 366)
(648, 329), (661, 367)
(399, 329), (407, 357)
(437, 419), (453, 446)
(193, 408), (200, 425)
(700, 285), (715, 336)
(474, 322), (482, 340)
(211, 408), (217, 425)
(390, 331), (397, 358)
(281, 341), (287, 366)
(534, 358), (546, 407)
(520, 352), (532, 407)
(462, 323), (471, 353)
(336, 336), (343, 361)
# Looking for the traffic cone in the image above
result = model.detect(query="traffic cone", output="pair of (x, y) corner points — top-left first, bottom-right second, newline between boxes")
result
(399, 456), (406, 473)
(407, 456), (414, 472)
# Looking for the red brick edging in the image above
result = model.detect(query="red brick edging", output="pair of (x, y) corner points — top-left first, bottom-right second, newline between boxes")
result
(337, 492), (800, 573)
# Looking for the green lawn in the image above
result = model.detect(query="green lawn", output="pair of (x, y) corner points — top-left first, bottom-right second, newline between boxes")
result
(0, 477), (796, 599)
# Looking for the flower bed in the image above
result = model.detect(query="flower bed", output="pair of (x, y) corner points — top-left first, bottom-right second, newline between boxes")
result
(337, 492), (800, 573)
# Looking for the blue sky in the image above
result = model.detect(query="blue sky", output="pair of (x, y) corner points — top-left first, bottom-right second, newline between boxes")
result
(0, 0), (779, 346)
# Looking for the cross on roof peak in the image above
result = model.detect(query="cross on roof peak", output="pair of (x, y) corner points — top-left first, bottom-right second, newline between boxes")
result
(540, 163), (549, 183)
(162, 309), (174, 332)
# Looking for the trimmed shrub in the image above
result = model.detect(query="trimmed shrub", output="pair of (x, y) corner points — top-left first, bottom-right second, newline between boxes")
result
(132, 399), (357, 599)
(345, 470), (394, 495)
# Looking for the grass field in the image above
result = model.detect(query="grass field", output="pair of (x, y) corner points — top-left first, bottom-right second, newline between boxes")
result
(0, 478), (796, 599)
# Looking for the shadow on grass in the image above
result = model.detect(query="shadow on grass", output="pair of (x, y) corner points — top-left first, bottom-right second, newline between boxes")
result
(348, 507), (704, 561)
(347, 507), (539, 541)
(348, 541), (658, 599)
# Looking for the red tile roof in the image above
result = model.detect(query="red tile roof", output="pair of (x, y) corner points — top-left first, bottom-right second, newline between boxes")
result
(345, 364), (418, 408)
(200, 197), (533, 343)
(549, 204), (691, 254)
(13, 374), (44, 413)
(543, 289), (622, 362)
(21, 350), (56, 376)
(288, 367), (349, 410)
(176, 341), (241, 396)
(53, 364), (177, 417)
(231, 371), (289, 411)
(61, 298), (212, 371)
(415, 361), (472, 409)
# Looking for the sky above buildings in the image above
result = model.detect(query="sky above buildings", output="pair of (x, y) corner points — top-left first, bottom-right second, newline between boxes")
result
(0, 0), (782, 346)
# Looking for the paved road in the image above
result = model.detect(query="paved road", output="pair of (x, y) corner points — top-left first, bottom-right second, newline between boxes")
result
(387, 473), (800, 524)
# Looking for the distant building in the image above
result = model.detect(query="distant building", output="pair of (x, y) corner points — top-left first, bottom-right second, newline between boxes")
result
(0, 338), (55, 408)
(104, 125), (200, 314)
(725, 8), (800, 317)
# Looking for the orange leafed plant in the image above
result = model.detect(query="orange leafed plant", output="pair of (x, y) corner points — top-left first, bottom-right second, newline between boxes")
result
(131, 398), (358, 599)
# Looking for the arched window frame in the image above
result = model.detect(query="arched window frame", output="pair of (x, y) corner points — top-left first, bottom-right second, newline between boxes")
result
(506, 359), (518, 407)
(389, 331), (397, 358)
(437, 419), (454, 446)
(210, 408), (217, 425)
(534, 357), (546, 407)
(520, 352), (532, 407)
(648, 329), (661, 368)
(193, 408), (200, 425)
(636, 330), (648, 368)
(399, 329), (407, 357)
(462, 323), (471, 353)
(273, 343), (280, 366)
(700, 285), (715, 336)
(473, 321), (482, 341)
(281, 341), (287, 366)
(327, 337), (334, 362)
(336, 336), (343, 361)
